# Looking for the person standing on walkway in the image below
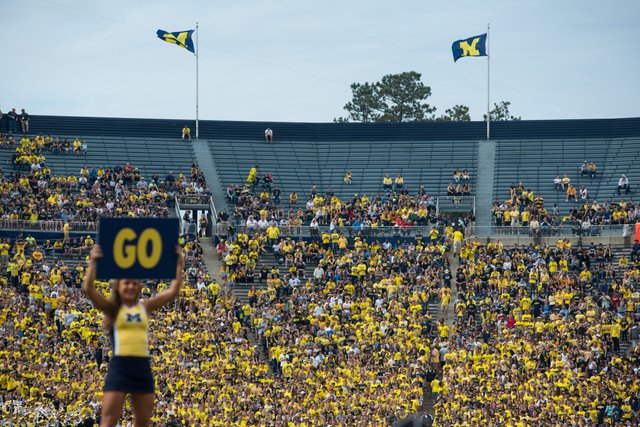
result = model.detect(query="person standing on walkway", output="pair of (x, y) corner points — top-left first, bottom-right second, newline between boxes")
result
(7, 108), (18, 133)
(20, 109), (29, 134)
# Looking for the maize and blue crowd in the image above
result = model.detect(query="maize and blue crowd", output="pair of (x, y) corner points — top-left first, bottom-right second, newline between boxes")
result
(0, 137), (639, 426)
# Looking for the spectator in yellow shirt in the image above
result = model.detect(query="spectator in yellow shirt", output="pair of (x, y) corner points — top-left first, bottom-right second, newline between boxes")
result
(181, 126), (191, 141)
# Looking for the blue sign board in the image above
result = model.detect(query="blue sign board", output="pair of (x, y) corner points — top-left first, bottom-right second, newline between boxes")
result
(97, 217), (179, 279)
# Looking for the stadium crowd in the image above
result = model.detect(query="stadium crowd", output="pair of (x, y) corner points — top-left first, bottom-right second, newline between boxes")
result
(446, 168), (472, 197)
(245, 230), (451, 425)
(1, 143), (639, 427)
(0, 175), (466, 426)
(224, 167), (474, 239)
(493, 181), (639, 236)
(0, 233), (277, 426)
(0, 134), (210, 231)
(434, 239), (640, 426)
(0, 222), (453, 425)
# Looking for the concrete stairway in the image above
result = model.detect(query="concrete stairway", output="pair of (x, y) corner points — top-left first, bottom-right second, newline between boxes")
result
(191, 139), (227, 212)
(199, 237), (224, 282)
(474, 139), (497, 236)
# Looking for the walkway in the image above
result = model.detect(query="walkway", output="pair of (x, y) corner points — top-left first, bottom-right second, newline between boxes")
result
(474, 139), (496, 236)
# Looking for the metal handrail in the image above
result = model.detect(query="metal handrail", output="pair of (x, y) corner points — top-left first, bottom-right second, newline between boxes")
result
(175, 194), (212, 205)
(173, 194), (182, 219)
(228, 224), (453, 238)
(0, 219), (97, 232)
(435, 195), (475, 210)
(468, 224), (629, 238)
(209, 195), (218, 227)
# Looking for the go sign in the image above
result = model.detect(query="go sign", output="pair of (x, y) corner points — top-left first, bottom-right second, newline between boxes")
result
(97, 218), (179, 279)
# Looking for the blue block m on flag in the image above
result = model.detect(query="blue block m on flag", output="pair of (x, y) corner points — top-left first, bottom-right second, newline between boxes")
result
(452, 33), (487, 62)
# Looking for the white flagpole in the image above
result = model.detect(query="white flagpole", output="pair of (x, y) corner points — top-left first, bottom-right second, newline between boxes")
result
(195, 22), (199, 140)
(486, 23), (490, 140)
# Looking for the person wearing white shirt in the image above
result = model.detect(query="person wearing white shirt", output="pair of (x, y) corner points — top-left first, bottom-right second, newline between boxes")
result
(136, 178), (148, 189)
(313, 265), (324, 283)
(288, 275), (301, 288)
(618, 175), (630, 195)
(312, 305), (324, 317)
(312, 352), (324, 368)
(579, 186), (588, 201)
(529, 218), (540, 237)
(246, 216), (258, 233)
(279, 217), (290, 235)
(272, 241), (282, 256)
(309, 218), (319, 237)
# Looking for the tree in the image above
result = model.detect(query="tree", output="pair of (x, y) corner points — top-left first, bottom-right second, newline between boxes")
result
(377, 71), (436, 122)
(336, 73), (521, 122)
(335, 71), (436, 123)
(436, 105), (471, 122)
(484, 101), (521, 121)
(334, 82), (383, 123)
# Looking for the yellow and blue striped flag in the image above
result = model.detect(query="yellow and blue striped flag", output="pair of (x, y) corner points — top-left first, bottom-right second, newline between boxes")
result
(156, 29), (195, 54)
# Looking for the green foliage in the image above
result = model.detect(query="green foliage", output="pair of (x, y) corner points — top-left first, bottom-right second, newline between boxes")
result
(436, 105), (471, 122)
(377, 72), (436, 122)
(335, 71), (436, 123)
(483, 101), (521, 121)
(336, 72), (521, 123)
(333, 82), (382, 123)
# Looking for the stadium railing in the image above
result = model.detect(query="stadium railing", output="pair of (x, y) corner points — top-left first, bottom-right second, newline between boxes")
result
(219, 224), (453, 239)
(0, 219), (97, 232)
(175, 194), (212, 206)
(436, 196), (475, 215)
(468, 224), (630, 239)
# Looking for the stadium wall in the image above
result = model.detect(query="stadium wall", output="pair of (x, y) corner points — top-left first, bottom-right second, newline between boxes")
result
(27, 115), (640, 141)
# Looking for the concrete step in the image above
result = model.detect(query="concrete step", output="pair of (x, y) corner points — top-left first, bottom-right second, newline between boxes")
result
(191, 140), (227, 217)
(475, 139), (496, 234)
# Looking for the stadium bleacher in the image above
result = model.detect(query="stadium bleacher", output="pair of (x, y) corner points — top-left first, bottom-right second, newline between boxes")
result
(1, 115), (640, 425)
(37, 136), (194, 178)
(494, 137), (640, 211)
(207, 138), (477, 204)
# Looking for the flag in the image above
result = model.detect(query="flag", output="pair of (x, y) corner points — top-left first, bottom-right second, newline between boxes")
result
(452, 33), (487, 62)
(156, 29), (195, 54)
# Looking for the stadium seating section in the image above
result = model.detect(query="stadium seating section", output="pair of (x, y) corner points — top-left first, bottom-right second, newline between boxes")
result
(0, 135), (194, 178)
(494, 137), (640, 208)
(1, 115), (640, 425)
(208, 138), (477, 201)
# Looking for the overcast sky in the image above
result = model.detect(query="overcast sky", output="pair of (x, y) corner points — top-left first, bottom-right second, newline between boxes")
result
(2, 0), (639, 123)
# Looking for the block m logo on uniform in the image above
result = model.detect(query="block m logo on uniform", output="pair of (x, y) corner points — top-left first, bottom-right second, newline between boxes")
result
(126, 313), (142, 322)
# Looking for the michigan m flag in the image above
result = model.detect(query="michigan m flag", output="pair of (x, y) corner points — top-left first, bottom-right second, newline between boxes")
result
(157, 29), (195, 54)
(452, 33), (487, 62)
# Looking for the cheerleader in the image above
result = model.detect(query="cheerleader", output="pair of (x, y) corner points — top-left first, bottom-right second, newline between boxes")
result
(82, 244), (184, 427)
